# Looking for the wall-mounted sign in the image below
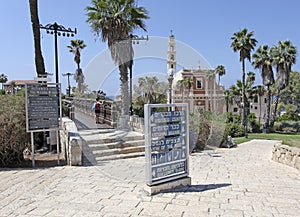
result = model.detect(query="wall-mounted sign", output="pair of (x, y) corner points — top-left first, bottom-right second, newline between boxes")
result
(144, 103), (189, 186)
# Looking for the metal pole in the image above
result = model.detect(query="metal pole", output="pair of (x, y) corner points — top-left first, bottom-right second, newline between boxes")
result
(56, 129), (60, 165)
(67, 74), (71, 97)
(54, 28), (59, 84)
(129, 65), (133, 115)
(31, 132), (35, 167)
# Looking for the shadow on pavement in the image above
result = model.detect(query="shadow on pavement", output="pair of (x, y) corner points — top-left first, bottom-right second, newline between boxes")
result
(161, 183), (231, 194)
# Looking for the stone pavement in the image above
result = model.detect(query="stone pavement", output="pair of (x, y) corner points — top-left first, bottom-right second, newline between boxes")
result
(1, 139), (300, 216)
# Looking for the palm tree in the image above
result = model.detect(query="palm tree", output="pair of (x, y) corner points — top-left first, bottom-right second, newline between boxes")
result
(86, 0), (149, 117)
(137, 76), (158, 104)
(29, 0), (46, 76)
(231, 28), (257, 137)
(252, 44), (275, 129)
(270, 40), (297, 127)
(176, 79), (185, 101)
(224, 89), (234, 113)
(205, 69), (216, 111)
(215, 65), (225, 112)
(10, 81), (16, 95)
(216, 65), (226, 86)
(183, 77), (193, 99)
(256, 85), (265, 123)
(67, 39), (86, 93)
(0, 73), (8, 89)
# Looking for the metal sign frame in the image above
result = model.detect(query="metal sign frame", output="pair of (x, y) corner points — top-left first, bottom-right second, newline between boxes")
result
(25, 83), (62, 132)
(25, 82), (62, 167)
(145, 103), (189, 186)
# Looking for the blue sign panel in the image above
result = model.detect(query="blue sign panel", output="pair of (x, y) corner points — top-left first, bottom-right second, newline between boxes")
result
(145, 103), (189, 186)
(152, 160), (187, 180)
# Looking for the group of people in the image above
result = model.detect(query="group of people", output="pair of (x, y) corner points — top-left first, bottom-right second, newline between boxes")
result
(93, 97), (105, 124)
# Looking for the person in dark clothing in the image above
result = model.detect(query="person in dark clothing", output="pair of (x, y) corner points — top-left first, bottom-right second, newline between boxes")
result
(94, 97), (102, 124)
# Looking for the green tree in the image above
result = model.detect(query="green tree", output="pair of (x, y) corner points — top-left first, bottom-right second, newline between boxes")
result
(205, 69), (216, 111)
(183, 77), (193, 99)
(270, 40), (297, 127)
(256, 85), (265, 123)
(252, 45), (275, 128)
(133, 76), (167, 117)
(231, 28), (257, 137)
(224, 89), (233, 113)
(86, 0), (149, 117)
(176, 79), (185, 101)
(216, 65), (226, 86)
(29, 0), (46, 76)
(280, 71), (300, 107)
(0, 73), (8, 89)
(67, 39), (87, 93)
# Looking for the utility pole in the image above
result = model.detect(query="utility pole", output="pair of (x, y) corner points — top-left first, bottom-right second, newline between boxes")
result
(62, 72), (74, 97)
(40, 22), (76, 84)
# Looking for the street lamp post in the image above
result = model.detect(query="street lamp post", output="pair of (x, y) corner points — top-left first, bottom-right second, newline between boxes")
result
(168, 68), (175, 104)
(40, 22), (77, 84)
(129, 35), (149, 115)
(62, 72), (74, 97)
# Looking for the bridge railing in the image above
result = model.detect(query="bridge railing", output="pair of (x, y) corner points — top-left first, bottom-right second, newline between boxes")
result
(63, 97), (120, 128)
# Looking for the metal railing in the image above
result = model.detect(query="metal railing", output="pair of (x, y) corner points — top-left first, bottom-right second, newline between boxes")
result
(63, 97), (120, 128)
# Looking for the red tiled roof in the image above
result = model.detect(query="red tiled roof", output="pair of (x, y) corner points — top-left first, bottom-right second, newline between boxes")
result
(4, 80), (37, 85)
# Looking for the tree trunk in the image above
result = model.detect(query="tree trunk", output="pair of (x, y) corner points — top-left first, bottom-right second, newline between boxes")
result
(265, 85), (272, 129)
(242, 59), (247, 137)
(270, 89), (281, 128)
(29, 0), (45, 76)
(119, 64), (129, 116)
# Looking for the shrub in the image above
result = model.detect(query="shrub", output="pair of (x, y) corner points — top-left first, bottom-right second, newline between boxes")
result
(224, 122), (245, 138)
(0, 95), (28, 166)
(274, 121), (300, 133)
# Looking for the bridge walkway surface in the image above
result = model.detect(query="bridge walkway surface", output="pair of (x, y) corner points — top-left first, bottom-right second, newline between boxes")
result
(0, 111), (300, 216)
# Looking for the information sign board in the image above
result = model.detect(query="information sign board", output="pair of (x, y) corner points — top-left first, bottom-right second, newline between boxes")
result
(145, 103), (189, 186)
(25, 83), (61, 132)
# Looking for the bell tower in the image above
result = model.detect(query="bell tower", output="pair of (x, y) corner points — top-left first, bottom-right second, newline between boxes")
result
(167, 31), (176, 72)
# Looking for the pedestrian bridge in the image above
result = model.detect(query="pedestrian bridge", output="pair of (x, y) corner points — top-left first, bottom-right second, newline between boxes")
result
(62, 98), (145, 165)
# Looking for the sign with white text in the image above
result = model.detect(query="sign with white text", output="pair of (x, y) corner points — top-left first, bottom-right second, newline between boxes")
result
(25, 83), (61, 132)
(145, 103), (189, 186)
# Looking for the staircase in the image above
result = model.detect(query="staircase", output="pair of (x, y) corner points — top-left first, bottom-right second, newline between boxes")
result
(79, 129), (145, 165)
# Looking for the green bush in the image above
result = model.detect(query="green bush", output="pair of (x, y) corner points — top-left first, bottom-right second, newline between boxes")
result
(0, 95), (28, 166)
(274, 121), (300, 133)
(224, 122), (245, 138)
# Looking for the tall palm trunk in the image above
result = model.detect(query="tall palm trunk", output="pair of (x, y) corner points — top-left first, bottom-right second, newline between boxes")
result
(119, 63), (129, 116)
(259, 95), (262, 124)
(270, 89), (281, 128)
(242, 59), (248, 137)
(265, 85), (272, 129)
(29, 0), (45, 76)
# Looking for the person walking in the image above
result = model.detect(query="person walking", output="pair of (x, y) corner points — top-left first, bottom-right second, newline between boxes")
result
(94, 97), (102, 124)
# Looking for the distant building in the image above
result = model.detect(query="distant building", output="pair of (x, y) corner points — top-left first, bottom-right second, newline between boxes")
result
(227, 88), (268, 124)
(3, 80), (36, 94)
(172, 68), (225, 113)
(167, 33), (225, 113)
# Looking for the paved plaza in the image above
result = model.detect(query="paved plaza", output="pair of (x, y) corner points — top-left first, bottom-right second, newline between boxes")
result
(1, 139), (300, 216)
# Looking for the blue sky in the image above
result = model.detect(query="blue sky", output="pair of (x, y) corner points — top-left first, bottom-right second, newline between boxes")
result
(1, 0), (300, 95)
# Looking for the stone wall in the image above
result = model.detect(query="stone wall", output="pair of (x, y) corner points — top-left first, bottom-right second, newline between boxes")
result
(129, 115), (144, 133)
(60, 117), (82, 166)
(272, 143), (300, 171)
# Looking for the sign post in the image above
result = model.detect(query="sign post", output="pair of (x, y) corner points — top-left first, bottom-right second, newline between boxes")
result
(25, 83), (61, 167)
(144, 103), (191, 195)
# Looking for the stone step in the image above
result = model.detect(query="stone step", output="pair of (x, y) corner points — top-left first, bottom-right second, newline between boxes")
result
(79, 129), (146, 165)
(92, 145), (145, 158)
(95, 151), (145, 162)
(82, 134), (144, 145)
(88, 140), (145, 151)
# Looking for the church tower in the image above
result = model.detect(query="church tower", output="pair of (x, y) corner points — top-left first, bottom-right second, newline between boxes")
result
(167, 31), (176, 72)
